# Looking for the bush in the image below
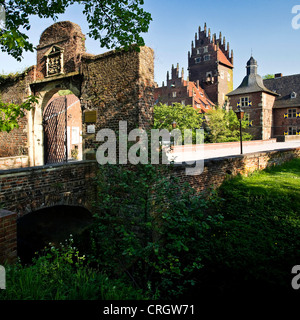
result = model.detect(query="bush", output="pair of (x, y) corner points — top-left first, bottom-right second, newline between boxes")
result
(0, 237), (145, 300)
(83, 164), (222, 299)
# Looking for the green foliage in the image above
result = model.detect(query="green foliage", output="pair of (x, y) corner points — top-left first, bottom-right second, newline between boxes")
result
(0, 237), (144, 300)
(202, 158), (300, 294)
(58, 90), (73, 96)
(0, 95), (38, 132)
(205, 107), (253, 143)
(0, 0), (152, 60)
(84, 163), (222, 299)
(263, 74), (275, 79)
(154, 103), (204, 143)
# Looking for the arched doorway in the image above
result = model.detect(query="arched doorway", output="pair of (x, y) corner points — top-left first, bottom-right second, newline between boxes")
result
(17, 205), (93, 264)
(43, 91), (83, 164)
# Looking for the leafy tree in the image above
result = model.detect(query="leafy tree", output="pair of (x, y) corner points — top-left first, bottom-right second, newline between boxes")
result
(154, 103), (204, 143)
(84, 163), (221, 299)
(0, 95), (38, 132)
(204, 107), (252, 143)
(263, 74), (275, 80)
(0, 0), (152, 61)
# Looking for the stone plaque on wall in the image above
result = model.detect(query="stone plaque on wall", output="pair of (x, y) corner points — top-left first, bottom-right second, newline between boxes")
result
(87, 124), (95, 134)
(84, 111), (97, 123)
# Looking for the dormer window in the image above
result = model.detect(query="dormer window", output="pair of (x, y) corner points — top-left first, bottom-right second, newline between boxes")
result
(195, 57), (201, 64)
(291, 91), (297, 99)
(45, 45), (64, 77)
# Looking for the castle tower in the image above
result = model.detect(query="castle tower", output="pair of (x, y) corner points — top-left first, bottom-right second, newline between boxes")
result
(188, 23), (234, 106)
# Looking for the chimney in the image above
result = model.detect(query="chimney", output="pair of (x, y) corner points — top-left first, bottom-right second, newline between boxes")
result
(275, 73), (282, 78)
(196, 80), (199, 89)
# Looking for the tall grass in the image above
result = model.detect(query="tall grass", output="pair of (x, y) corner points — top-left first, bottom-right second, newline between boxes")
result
(0, 237), (145, 300)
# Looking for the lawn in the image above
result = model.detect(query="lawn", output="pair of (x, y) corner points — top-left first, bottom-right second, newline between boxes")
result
(196, 158), (300, 297)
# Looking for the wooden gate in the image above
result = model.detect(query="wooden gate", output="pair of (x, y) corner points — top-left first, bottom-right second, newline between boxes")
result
(43, 96), (68, 164)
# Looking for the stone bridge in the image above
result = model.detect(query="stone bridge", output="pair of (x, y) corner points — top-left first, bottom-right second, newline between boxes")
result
(1, 146), (300, 263)
(0, 160), (97, 263)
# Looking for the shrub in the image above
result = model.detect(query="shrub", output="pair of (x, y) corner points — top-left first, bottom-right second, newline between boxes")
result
(0, 237), (144, 300)
(84, 164), (222, 299)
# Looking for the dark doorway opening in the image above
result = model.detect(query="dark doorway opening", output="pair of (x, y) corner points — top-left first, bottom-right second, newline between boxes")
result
(43, 91), (83, 165)
(17, 205), (93, 264)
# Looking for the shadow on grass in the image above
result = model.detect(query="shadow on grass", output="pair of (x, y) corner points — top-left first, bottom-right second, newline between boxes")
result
(190, 158), (300, 300)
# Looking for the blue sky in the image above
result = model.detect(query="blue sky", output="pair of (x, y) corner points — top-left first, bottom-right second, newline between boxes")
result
(0, 0), (299, 89)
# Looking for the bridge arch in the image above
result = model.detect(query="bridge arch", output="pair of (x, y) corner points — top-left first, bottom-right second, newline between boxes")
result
(17, 204), (94, 263)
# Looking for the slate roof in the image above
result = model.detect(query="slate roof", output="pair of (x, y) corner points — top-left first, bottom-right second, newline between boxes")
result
(227, 72), (278, 96)
(263, 74), (300, 108)
(227, 56), (278, 97)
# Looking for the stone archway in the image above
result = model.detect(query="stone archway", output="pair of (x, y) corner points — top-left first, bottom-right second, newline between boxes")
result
(28, 75), (82, 166)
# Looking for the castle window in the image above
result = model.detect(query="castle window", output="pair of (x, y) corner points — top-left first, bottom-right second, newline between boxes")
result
(289, 126), (297, 135)
(240, 97), (249, 107)
(204, 55), (210, 61)
(227, 72), (231, 82)
(196, 48), (201, 55)
(203, 46), (208, 53)
(195, 57), (201, 64)
(288, 108), (297, 118)
(291, 91), (297, 99)
(220, 71), (224, 79)
(181, 100), (185, 106)
(172, 92), (177, 98)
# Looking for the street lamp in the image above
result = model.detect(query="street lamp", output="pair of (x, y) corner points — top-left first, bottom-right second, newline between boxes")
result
(235, 108), (245, 155)
(171, 121), (177, 149)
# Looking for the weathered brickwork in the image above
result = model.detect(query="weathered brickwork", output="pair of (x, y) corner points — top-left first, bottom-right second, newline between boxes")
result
(0, 209), (17, 264)
(0, 21), (154, 166)
(81, 46), (154, 159)
(171, 147), (300, 193)
(0, 161), (97, 218)
(36, 21), (85, 80)
(0, 67), (36, 157)
(228, 92), (276, 140)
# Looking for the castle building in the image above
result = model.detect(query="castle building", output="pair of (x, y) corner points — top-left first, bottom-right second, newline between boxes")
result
(154, 63), (214, 113)
(227, 56), (300, 140)
(188, 23), (234, 106)
(264, 74), (300, 139)
(154, 23), (234, 110)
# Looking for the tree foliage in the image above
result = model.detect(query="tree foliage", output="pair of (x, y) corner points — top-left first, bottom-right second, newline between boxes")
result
(154, 103), (204, 143)
(0, 95), (38, 132)
(263, 74), (275, 80)
(0, 0), (152, 61)
(82, 164), (221, 299)
(204, 107), (253, 143)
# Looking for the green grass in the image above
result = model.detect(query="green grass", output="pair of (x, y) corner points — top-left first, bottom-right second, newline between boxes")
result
(0, 239), (145, 300)
(198, 158), (300, 295)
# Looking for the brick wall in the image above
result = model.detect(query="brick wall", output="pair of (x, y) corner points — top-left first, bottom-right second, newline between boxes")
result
(0, 67), (36, 157)
(171, 147), (300, 193)
(0, 209), (17, 264)
(80, 46), (154, 159)
(0, 161), (97, 218)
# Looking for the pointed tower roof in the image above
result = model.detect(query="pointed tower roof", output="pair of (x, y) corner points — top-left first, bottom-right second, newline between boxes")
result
(227, 56), (278, 96)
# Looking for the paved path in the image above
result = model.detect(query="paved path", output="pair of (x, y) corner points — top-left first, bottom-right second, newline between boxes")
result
(167, 141), (300, 163)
